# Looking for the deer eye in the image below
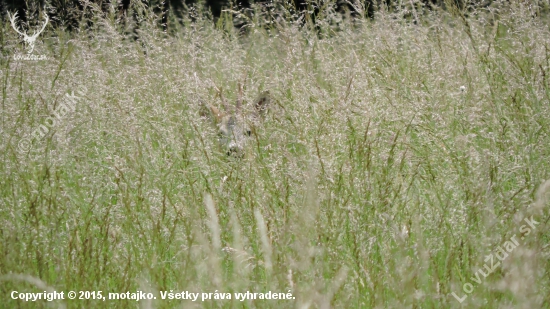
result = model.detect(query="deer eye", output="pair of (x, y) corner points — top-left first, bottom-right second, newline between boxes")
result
(246, 130), (251, 136)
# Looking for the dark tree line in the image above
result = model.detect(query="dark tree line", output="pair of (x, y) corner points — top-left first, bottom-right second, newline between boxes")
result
(0, 0), (493, 32)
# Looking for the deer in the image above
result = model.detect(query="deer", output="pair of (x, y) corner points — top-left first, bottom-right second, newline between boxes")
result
(8, 12), (49, 54)
(201, 84), (271, 157)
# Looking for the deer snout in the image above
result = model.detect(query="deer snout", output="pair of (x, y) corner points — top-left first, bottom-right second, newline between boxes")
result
(227, 141), (244, 157)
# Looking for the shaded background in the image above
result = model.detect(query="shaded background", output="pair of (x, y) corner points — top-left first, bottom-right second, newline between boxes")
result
(0, 0), (491, 31)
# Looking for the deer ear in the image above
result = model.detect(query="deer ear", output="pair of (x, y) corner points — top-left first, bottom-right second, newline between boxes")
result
(236, 82), (243, 114)
(199, 100), (223, 124)
(254, 91), (271, 118)
(208, 104), (223, 123)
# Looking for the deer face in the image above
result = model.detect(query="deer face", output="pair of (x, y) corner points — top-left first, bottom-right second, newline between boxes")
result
(203, 91), (270, 157)
(217, 114), (251, 156)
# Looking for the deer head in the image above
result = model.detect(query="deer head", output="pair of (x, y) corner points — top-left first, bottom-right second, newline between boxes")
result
(8, 12), (49, 54)
(202, 86), (271, 157)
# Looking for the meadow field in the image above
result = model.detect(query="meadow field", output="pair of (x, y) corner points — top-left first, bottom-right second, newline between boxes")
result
(1, 1), (550, 308)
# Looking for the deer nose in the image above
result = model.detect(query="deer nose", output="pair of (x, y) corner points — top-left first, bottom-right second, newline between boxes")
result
(227, 142), (243, 157)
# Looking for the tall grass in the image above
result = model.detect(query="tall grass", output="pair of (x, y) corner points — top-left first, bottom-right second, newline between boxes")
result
(1, 1), (549, 308)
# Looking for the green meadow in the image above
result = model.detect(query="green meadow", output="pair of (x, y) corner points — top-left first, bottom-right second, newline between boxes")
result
(1, 1), (549, 308)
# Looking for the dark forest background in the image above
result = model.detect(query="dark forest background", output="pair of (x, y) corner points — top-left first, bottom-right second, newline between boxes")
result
(0, 0), (495, 32)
